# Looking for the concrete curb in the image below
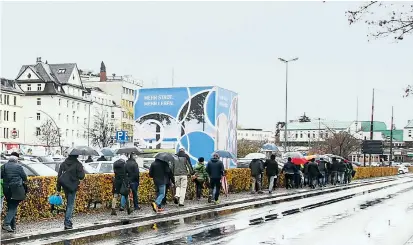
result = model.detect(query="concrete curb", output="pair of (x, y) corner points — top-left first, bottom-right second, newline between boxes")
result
(1, 175), (409, 244)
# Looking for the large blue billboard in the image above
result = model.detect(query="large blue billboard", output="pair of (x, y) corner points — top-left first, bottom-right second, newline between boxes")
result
(134, 86), (238, 168)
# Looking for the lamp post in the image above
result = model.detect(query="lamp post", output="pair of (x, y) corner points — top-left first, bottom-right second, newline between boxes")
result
(23, 116), (33, 144)
(38, 110), (62, 154)
(279, 57), (299, 153)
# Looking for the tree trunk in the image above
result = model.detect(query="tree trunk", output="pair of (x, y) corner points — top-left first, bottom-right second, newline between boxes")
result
(156, 124), (161, 149)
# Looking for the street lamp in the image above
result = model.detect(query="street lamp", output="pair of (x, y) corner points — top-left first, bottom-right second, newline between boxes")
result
(23, 117), (33, 144)
(279, 57), (299, 153)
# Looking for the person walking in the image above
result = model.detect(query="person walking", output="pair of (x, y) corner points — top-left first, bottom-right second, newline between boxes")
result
(1, 152), (27, 232)
(330, 157), (339, 186)
(85, 156), (93, 163)
(281, 158), (295, 189)
(303, 162), (309, 187)
(149, 158), (172, 213)
(177, 148), (191, 166)
(307, 158), (320, 189)
(193, 157), (209, 200)
(123, 153), (140, 211)
(249, 158), (264, 194)
(318, 158), (328, 187)
(0, 178), (4, 213)
(206, 153), (225, 204)
(337, 159), (347, 185)
(111, 156), (131, 215)
(264, 154), (279, 194)
(172, 153), (194, 206)
(56, 154), (85, 230)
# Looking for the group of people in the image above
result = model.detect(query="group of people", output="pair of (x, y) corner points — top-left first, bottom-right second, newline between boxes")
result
(148, 149), (225, 213)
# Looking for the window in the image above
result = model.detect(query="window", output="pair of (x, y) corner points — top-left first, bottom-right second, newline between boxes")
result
(27, 84), (32, 91)
(295, 133), (298, 138)
(326, 133), (329, 138)
(13, 96), (16, 105)
(37, 84), (41, 91)
(0, 94), (2, 104)
(27, 73), (32, 79)
(36, 113), (41, 120)
(320, 133), (323, 138)
(72, 101), (74, 108)
(59, 99), (61, 106)
(313, 133), (316, 138)
(66, 129), (69, 137)
(73, 75), (75, 80)
(84, 118), (87, 125)
(84, 104), (87, 110)
(58, 113), (61, 120)
(36, 127), (41, 136)
(308, 133), (310, 138)
(4, 111), (9, 121)
(77, 117), (79, 123)
(4, 128), (9, 138)
(72, 116), (74, 123)
(4, 95), (9, 105)
(57, 69), (66, 74)
(77, 103), (80, 110)
(37, 98), (41, 105)
(66, 115), (69, 122)
(66, 100), (69, 107)
(76, 130), (79, 137)
(111, 112), (115, 119)
(13, 112), (16, 122)
(72, 130), (74, 136)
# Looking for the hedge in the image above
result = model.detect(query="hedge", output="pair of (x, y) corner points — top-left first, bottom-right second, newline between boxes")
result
(4, 167), (398, 222)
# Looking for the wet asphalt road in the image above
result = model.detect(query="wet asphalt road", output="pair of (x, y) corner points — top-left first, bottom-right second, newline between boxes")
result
(77, 177), (413, 245)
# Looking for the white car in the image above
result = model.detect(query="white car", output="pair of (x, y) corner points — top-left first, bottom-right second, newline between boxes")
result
(88, 161), (148, 173)
(398, 166), (409, 174)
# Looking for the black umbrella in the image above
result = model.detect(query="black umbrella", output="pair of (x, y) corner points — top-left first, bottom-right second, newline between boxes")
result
(67, 146), (99, 156)
(114, 147), (144, 155)
(154, 152), (176, 164)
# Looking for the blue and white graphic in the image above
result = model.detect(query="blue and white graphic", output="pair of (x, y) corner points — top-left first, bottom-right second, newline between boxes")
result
(116, 130), (128, 143)
(134, 86), (238, 168)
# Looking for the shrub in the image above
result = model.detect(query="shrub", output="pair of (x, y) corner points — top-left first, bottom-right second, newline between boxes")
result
(5, 167), (398, 222)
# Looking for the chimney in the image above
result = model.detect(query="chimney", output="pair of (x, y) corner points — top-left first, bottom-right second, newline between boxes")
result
(36, 57), (42, 63)
(100, 61), (107, 82)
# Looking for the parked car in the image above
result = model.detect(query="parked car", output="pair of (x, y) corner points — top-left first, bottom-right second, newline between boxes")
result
(0, 161), (58, 177)
(43, 161), (97, 174)
(88, 161), (148, 173)
(398, 166), (409, 174)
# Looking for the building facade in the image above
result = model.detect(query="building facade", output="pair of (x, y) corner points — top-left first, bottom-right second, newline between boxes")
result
(237, 128), (275, 143)
(0, 79), (24, 151)
(81, 61), (143, 143)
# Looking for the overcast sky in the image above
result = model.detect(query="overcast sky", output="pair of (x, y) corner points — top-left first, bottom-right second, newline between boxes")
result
(1, 1), (412, 131)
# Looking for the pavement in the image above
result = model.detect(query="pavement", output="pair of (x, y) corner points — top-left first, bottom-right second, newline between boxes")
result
(1, 175), (409, 244)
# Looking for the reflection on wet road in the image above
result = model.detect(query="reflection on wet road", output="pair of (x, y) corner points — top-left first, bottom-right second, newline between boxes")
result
(83, 179), (413, 245)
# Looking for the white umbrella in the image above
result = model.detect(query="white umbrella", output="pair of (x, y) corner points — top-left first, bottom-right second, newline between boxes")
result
(284, 152), (304, 159)
(245, 153), (266, 159)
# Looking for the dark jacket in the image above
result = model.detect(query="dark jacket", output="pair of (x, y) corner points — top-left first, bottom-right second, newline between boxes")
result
(338, 161), (347, 172)
(249, 159), (264, 177)
(85, 157), (93, 163)
(206, 158), (225, 179)
(303, 163), (309, 175)
(264, 159), (279, 176)
(125, 158), (140, 184)
(177, 151), (191, 166)
(1, 159), (28, 199)
(113, 159), (128, 194)
(318, 160), (327, 173)
(57, 156), (85, 193)
(331, 160), (339, 172)
(282, 161), (296, 175)
(149, 159), (172, 186)
(307, 162), (320, 177)
(97, 156), (106, 161)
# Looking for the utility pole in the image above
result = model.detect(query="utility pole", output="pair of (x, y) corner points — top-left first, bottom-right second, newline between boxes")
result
(369, 89), (375, 165)
(278, 57), (299, 153)
(389, 106), (394, 166)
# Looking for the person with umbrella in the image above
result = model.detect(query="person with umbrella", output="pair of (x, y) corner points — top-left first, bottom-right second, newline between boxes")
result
(249, 158), (264, 194)
(307, 158), (320, 189)
(122, 153), (140, 211)
(318, 158), (328, 187)
(206, 153), (225, 204)
(56, 152), (86, 230)
(149, 153), (173, 213)
(264, 154), (279, 194)
(281, 157), (295, 189)
(111, 155), (132, 215)
(330, 157), (339, 186)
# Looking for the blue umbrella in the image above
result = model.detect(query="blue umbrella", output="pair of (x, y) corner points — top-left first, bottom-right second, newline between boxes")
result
(101, 148), (115, 157)
(261, 143), (279, 151)
(212, 150), (236, 159)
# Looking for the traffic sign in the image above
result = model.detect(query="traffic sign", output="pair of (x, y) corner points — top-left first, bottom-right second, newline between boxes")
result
(11, 129), (18, 139)
(116, 131), (128, 143)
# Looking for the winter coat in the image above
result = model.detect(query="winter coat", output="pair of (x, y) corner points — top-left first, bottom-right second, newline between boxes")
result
(318, 160), (328, 173)
(303, 163), (309, 175)
(282, 161), (296, 175)
(149, 159), (172, 186)
(206, 158), (225, 179)
(56, 156), (85, 193)
(307, 162), (320, 177)
(193, 162), (209, 182)
(1, 158), (28, 200)
(177, 151), (192, 166)
(125, 158), (140, 184)
(113, 159), (128, 194)
(249, 159), (264, 177)
(337, 161), (347, 172)
(331, 160), (339, 172)
(172, 156), (194, 176)
(264, 159), (279, 176)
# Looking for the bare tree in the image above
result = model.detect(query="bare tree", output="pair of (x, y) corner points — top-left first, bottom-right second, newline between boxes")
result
(37, 119), (61, 149)
(87, 110), (116, 148)
(346, 2), (413, 41)
(237, 139), (267, 158)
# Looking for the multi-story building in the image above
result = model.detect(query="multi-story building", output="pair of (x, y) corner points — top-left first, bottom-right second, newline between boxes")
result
(403, 120), (413, 143)
(0, 78), (24, 151)
(237, 128), (275, 143)
(81, 62), (143, 143)
(15, 57), (91, 148)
